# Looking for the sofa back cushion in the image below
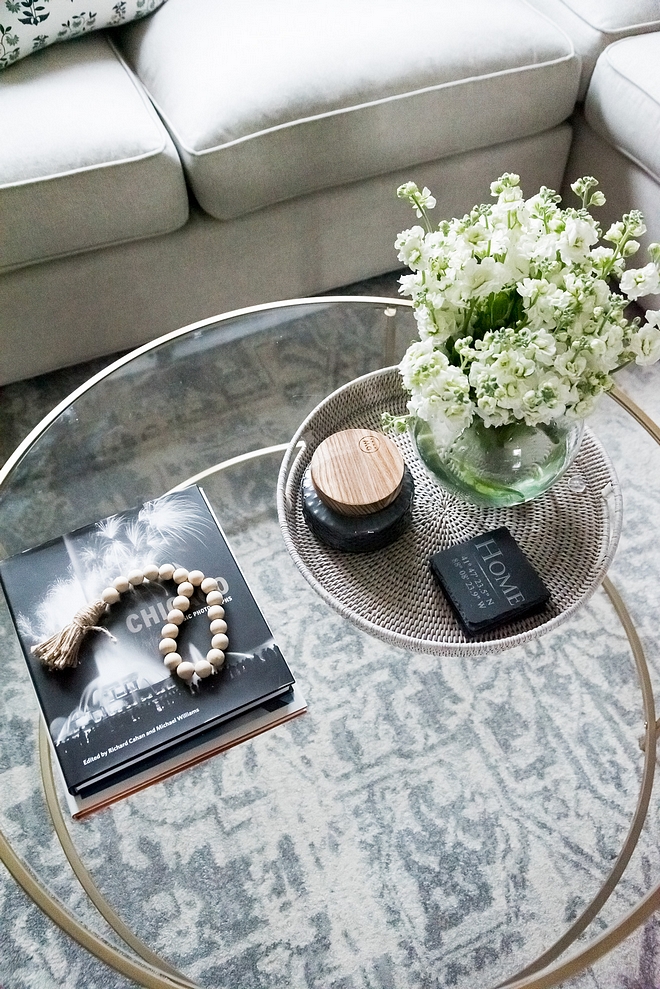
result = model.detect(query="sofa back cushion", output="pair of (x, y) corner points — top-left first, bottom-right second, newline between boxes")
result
(0, 0), (168, 70)
(524, 0), (660, 97)
(585, 33), (660, 185)
(116, 0), (579, 222)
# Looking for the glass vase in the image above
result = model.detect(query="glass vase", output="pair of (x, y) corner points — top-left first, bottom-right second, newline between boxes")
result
(411, 415), (584, 507)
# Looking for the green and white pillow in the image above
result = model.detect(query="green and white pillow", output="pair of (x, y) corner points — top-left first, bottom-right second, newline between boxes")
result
(0, 0), (167, 69)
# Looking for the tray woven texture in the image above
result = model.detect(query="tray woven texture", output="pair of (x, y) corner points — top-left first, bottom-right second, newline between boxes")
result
(277, 368), (623, 656)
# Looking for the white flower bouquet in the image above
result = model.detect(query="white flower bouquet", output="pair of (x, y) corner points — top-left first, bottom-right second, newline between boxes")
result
(388, 174), (660, 452)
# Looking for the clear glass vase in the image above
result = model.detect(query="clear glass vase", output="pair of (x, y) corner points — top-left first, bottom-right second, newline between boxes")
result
(411, 415), (584, 507)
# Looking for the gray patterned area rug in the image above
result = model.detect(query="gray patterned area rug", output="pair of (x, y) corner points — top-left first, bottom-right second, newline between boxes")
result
(1, 273), (660, 989)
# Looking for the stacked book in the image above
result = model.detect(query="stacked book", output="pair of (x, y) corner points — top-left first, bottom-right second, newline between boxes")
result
(0, 487), (305, 817)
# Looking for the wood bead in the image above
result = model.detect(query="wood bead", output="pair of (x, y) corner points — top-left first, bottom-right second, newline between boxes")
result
(207, 649), (225, 668)
(310, 428), (404, 516)
(42, 562), (232, 686)
(176, 662), (195, 680)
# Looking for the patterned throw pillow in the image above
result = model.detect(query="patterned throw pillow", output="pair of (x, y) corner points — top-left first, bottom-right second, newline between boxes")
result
(0, 0), (167, 69)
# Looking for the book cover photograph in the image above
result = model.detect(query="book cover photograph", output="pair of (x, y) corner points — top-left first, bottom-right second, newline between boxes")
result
(0, 487), (297, 796)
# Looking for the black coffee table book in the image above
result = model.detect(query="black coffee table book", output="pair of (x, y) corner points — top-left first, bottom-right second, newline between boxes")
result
(0, 486), (300, 810)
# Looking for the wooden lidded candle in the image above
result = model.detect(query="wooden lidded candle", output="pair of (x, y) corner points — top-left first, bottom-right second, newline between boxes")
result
(310, 428), (405, 517)
(302, 428), (414, 553)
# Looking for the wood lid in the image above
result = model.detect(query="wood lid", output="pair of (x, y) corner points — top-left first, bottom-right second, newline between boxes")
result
(310, 429), (405, 516)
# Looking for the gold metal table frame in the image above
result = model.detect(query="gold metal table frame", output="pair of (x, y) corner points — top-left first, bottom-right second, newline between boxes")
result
(0, 298), (658, 989)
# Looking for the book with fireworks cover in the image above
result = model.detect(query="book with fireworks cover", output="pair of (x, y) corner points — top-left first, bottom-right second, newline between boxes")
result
(0, 486), (304, 816)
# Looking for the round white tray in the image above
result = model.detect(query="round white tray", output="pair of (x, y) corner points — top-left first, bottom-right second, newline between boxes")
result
(277, 368), (623, 656)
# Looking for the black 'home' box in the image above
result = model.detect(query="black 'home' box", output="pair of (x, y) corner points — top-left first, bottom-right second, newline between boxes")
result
(430, 527), (550, 636)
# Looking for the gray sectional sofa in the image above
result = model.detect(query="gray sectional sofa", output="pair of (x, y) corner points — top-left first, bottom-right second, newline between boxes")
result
(1, 0), (659, 385)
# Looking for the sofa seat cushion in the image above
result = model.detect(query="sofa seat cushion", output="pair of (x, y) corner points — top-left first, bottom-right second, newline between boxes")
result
(115, 0), (580, 221)
(525, 0), (660, 98)
(585, 33), (660, 183)
(0, 32), (188, 272)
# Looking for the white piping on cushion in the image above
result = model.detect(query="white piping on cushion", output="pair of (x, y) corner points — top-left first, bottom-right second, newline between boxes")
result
(134, 50), (578, 158)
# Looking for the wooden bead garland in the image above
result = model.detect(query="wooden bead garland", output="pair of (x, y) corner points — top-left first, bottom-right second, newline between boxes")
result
(32, 563), (228, 683)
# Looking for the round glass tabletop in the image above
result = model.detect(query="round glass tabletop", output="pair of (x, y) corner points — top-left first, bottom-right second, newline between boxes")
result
(1, 297), (660, 989)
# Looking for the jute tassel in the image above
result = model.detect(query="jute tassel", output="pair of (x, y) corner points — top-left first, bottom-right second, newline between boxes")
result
(31, 599), (116, 671)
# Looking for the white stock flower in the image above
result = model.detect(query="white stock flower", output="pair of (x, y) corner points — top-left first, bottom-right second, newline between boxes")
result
(421, 402), (473, 450)
(398, 273), (422, 299)
(401, 340), (474, 449)
(399, 337), (438, 390)
(631, 320), (660, 365)
(519, 373), (573, 424)
(464, 256), (510, 299)
(517, 278), (549, 305)
(590, 246), (617, 270)
(571, 394), (599, 418)
(394, 174), (660, 430)
(591, 277), (612, 307)
(425, 303), (458, 342)
(412, 304), (438, 340)
(620, 263), (660, 301)
(599, 320), (624, 359)
(557, 215), (599, 264)
(604, 221), (626, 244)
(497, 186), (524, 205)
(555, 350), (587, 383)
(528, 231), (561, 263)
(395, 226), (426, 269)
(415, 186), (436, 215)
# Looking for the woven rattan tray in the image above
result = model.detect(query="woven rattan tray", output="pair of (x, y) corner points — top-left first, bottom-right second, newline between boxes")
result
(277, 368), (623, 656)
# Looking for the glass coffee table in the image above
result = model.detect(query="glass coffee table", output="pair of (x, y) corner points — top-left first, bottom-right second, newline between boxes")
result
(2, 297), (660, 989)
